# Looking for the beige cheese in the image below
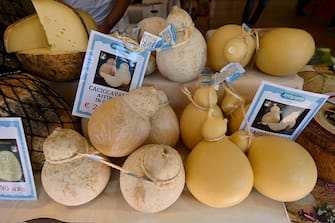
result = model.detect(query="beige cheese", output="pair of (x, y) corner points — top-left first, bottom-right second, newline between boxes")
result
(4, 14), (49, 53)
(31, 0), (88, 52)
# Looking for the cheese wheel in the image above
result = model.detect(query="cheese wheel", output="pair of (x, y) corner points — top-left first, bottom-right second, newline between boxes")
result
(16, 48), (85, 81)
(31, 0), (88, 52)
(3, 14), (48, 53)
(0, 73), (81, 170)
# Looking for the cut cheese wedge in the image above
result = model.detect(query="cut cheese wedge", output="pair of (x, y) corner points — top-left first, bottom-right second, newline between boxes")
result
(4, 14), (49, 53)
(75, 8), (98, 34)
(31, 0), (88, 52)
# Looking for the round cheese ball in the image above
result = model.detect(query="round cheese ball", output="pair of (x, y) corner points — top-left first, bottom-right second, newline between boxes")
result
(120, 144), (185, 213)
(255, 28), (315, 76)
(186, 138), (254, 208)
(42, 157), (111, 206)
(247, 135), (317, 202)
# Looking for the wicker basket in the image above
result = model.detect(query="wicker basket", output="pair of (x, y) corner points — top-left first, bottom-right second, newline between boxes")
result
(296, 99), (335, 183)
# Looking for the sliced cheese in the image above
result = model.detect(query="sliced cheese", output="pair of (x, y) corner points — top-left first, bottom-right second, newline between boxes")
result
(31, 0), (88, 52)
(75, 8), (98, 34)
(4, 14), (49, 53)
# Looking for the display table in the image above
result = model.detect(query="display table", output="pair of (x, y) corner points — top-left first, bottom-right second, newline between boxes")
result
(0, 68), (306, 223)
(0, 171), (291, 223)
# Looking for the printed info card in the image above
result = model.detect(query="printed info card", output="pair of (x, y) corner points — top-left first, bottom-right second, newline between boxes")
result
(72, 31), (151, 118)
(0, 118), (37, 200)
(240, 81), (329, 140)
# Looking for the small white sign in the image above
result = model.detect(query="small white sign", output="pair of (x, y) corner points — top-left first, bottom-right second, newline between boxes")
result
(72, 31), (151, 118)
(240, 81), (329, 140)
(0, 118), (37, 200)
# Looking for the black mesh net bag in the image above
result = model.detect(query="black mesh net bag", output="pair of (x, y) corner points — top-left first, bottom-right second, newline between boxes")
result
(0, 72), (81, 171)
(0, 0), (35, 72)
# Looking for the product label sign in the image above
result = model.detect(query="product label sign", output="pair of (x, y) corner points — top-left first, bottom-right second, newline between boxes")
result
(0, 118), (37, 200)
(72, 31), (151, 118)
(240, 81), (329, 140)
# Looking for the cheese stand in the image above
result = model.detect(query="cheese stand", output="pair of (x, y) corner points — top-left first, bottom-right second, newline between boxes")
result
(0, 67), (301, 223)
(0, 1), (334, 223)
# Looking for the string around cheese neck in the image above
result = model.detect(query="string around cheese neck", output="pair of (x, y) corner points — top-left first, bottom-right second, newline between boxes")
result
(44, 143), (175, 186)
(114, 32), (145, 53)
(181, 86), (209, 111)
(141, 150), (182, 187)
(221, 82), (253, 148)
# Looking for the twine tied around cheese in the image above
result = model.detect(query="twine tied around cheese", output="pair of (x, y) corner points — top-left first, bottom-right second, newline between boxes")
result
(241, 24), (259, 69)
(44, 139), (175, 186)
(141, 149), (182, 187)
(222, 82), (253, 147)
(205, 133), (226, 142)
(114, 32), (145, 53)
(181, 86), (210, 111)
(169, 22), (194, 49)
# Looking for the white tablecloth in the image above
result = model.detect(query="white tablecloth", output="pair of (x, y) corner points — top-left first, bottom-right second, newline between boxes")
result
(0, 172), (291, 223)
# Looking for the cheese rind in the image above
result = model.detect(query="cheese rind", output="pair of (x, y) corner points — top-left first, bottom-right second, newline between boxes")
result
(16, 48), (85, 81)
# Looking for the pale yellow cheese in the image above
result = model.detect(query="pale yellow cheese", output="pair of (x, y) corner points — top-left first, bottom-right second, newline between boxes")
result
(31, 0), (88, 52)
(255, 28), (315, 76)
(248, 136), (317, 202)
(75, 8), (98, 34)
(207, 24), (256, 71)
(4, 14), (48, 53)
(180, 104), (223, 150)
(186, 138), (254, 208)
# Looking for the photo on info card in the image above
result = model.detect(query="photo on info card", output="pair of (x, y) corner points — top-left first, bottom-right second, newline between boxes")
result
(240, 81), (329, 140)
(72, 31), (151, 118)
(0, 117), (37, 200)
